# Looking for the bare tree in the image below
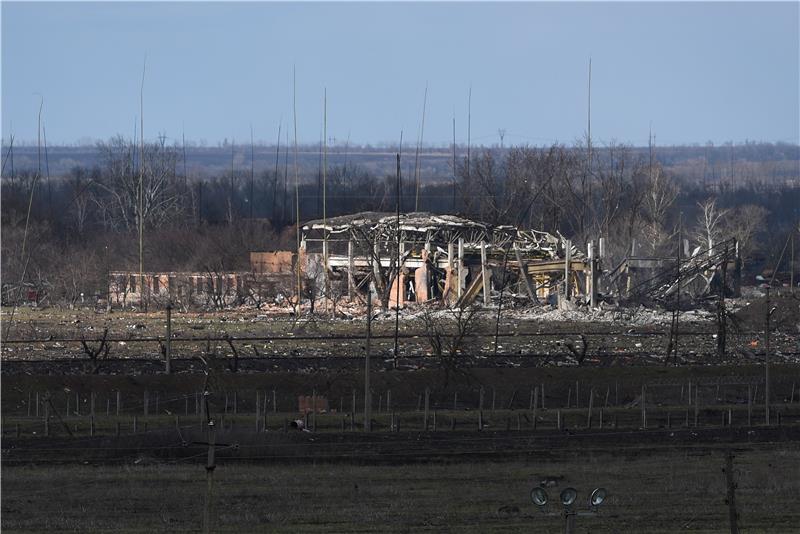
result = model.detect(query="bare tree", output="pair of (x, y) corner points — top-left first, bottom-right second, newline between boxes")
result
(643, 162), (678, 252)
(723, 204), (769, 266)
(420, 304), (481, 388)
(694, 198), (729, 252)
(95, 137), (182, 231)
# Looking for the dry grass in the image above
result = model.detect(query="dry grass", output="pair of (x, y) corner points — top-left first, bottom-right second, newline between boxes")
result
(3, 447), (799, 532)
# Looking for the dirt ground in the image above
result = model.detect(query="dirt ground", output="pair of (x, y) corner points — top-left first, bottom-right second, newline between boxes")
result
(2, 295), (800, 532)
(3, 444), (799, 533)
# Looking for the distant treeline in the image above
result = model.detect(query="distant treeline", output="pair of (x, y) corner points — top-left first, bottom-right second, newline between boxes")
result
(1, 137), (798, 306)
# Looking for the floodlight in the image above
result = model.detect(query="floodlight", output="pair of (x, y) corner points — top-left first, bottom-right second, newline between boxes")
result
(589, 488), (607, 507)
(560, 487), (577, 506)
(531, 487), (548, 506)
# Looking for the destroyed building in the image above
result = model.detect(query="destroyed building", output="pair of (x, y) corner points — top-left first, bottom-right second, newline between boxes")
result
(108, 211), (740, 310)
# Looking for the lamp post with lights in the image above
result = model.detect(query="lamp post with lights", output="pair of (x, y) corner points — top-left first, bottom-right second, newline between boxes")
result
(531, 486), (608, 534)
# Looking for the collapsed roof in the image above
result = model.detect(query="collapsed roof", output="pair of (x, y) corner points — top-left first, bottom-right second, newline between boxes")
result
(302, 211), (567, 259)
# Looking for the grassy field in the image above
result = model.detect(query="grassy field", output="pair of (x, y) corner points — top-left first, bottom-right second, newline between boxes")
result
(3, 446), (799, 533)
(3, 300), (799, 532)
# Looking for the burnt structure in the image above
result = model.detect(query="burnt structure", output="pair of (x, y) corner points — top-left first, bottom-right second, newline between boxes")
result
(108, 211), (740, 310)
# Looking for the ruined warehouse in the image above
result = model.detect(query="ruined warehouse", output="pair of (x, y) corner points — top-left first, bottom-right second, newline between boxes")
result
(108, 211), (740, 310)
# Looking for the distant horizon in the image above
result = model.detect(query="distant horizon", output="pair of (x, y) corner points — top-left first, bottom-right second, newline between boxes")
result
(4, 137), (799, 150)
(3, 2), (799, 147)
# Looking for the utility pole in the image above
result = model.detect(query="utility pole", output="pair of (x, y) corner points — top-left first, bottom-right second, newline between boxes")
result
(165, 302), (172, 374)
(249, 125), (255, 219)
(765, 287), (774, 425)
(675, 212), (682, 366)
(466, 86), (472, 182)
(293, 66), (302, 309)
(323, 89), (329, 315)
(364, 291), (372, 431)
(139, 57), (146, 311)
(452, 116), (457, 211)
(414, 83), (428, 212)
(394, 149), (402, 370)
(203, 419), (216, 534)
(724, 451), (739, 534)
(587, 57), (592, 174)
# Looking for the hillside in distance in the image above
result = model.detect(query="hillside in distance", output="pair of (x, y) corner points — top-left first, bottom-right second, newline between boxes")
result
(4, 141), (799, 185)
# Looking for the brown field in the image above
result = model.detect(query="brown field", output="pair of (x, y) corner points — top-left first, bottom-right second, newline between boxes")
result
(2, 300), (800, 532)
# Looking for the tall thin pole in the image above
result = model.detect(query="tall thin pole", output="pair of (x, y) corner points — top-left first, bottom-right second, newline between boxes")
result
(283, 130), (289, 225)
(182, 128), (187, 186)
(272, 120), (281, 222)
(165, 303), (172, 374)
(466, 86), (471, 182)
(394, 140), (402, 370)
(139, 57), (146, 309)
(791, 222), (796, 295)
(675, 213), (682, 366)
(414, 83), (428, 212)
(765, 287), (771, 425)
(44, 123), (51, 217)
(293, 66), (302, 308)
(250, 125), (255, 219)
(587, 57), (592, 174)
(452, 115), (457, 211)
(323, 89), (329, 314)
(364, 293), (372, 431)
(203, 420), (216, 534)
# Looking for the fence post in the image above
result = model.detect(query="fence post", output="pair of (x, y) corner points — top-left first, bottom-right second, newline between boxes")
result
(587, 387), (594, 429)
(541, 383), (545, 410)
(312, 389), (317, 432)
(641, 384), (647, 429)
(423, 388), (430, 430)
(724, 451), (740, 534)
(144, 390), (149, 417)
(165, 302), (172, 374)
(694, 385), (700, 427)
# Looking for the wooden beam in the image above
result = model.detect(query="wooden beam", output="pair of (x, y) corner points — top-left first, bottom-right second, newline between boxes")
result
(514, 245), (538, 303)
(457, 238), (464, 300)
(347, 239), (354, 301)
(481, 242), (490, 306)
(457, 271), (483, 308)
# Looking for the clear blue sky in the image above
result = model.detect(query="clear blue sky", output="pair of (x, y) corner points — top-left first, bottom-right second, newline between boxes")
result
(2, 1), (798, 147)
